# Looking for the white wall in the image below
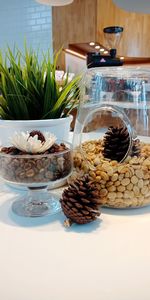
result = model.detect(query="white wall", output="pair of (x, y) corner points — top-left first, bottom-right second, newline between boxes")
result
(0, 0), (53, 57)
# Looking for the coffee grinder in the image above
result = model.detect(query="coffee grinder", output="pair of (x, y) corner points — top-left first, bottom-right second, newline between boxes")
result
(87, 26), (123, 68)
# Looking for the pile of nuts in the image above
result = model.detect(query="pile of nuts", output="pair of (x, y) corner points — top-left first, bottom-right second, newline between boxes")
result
(72, 140), (150, 208)
(0, 144), (72, 184)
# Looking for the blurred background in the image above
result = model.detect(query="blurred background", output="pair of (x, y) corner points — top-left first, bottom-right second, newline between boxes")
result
(0, 0), (150, 73)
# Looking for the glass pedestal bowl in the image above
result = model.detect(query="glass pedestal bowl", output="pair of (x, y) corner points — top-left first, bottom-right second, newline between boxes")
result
(0, 142), (72, 217)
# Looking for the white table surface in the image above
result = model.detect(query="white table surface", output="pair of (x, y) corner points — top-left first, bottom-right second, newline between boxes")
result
(0, 182), (150, 300)
(1, 132), (150, 300)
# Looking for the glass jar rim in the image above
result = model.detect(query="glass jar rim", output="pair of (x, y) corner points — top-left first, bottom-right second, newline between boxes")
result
(79, 104), (134, 167)
(0, 140), (72, 159)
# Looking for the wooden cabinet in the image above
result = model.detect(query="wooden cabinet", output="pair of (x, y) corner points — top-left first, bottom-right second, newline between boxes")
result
(52, 0), (150, 58)
(97, 0), (150, 57)
(52, 0), (97, 52)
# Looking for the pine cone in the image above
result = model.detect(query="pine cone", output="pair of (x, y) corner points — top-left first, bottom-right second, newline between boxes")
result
(131, 139), (141, 157)
(60, 176), (101, 226)
(103, 126), (140, 162)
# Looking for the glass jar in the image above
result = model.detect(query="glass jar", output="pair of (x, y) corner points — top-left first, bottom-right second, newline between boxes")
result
(73, 67), (150, 208)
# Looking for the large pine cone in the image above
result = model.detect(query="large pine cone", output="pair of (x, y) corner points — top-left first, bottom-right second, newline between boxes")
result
(103, 126), (140, 162)
(60, 176), (101, 225)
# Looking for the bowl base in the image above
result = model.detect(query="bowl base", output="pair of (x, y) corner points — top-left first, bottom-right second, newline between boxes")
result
(12, 191), (61, 217)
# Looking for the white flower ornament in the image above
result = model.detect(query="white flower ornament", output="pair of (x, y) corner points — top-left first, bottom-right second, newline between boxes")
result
(11, 131), (56, 154)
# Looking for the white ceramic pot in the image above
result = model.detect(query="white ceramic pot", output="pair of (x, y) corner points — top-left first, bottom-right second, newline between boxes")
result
(0, 115), (73, 146)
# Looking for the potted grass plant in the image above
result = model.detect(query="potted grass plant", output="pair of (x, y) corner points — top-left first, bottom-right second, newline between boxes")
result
(0, 46), (81, 146)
